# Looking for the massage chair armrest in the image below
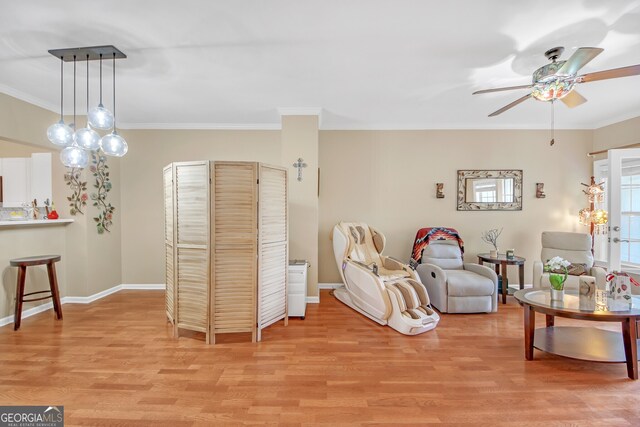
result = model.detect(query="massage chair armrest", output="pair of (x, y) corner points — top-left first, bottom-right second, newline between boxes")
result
(343, 259), (386, 288)
(381, 256), (419, 281)
(463, 263), (499, 285)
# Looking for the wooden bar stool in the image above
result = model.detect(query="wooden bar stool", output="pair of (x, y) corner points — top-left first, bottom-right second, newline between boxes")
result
(10, 255), (63, 331)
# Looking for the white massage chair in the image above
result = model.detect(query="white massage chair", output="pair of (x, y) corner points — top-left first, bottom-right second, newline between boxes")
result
(331, 222), (440, 335)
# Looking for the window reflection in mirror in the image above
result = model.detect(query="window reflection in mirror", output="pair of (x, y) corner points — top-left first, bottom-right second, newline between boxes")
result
(465, 178), (514, 203)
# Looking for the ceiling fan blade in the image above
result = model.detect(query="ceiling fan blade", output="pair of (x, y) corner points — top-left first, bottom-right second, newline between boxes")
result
(488, 94), (532, 117)
(558, 47), (604, 75)
(579, 64), (640, 83)
(560, 90), (587, 108)
(473, 84), (531, 95)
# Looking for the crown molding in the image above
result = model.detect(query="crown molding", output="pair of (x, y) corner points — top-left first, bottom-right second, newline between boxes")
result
(277, 107), (323, 116)
(590, 109), (640, 130)
(116, 122), (281, 130)
(0, 84), (58, 113)
(320, 122), (592, 131)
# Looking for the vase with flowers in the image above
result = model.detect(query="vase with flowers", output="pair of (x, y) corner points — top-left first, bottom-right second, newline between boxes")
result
(544, 256), (571, 300)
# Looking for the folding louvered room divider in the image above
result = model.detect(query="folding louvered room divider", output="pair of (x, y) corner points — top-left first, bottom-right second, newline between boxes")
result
(164, 161), (288, 344)
(163, 165), (175, 324)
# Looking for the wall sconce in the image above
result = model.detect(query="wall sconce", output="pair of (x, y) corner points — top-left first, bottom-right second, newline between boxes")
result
(436, 183), (444, 199)
(536, 183), (546, 198)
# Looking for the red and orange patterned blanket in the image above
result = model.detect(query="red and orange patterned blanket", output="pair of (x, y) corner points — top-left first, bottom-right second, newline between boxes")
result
(410, 227), (464, 266)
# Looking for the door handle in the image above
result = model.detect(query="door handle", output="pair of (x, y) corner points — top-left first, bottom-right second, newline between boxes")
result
(613, 226), (621, 232)
(613, 237), (630, 243)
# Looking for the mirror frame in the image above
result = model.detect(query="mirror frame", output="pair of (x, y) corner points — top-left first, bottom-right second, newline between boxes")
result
(457, 169), (523, 211)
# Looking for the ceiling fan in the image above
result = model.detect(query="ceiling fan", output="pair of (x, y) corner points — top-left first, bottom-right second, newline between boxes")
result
(473, 46), (640, 117)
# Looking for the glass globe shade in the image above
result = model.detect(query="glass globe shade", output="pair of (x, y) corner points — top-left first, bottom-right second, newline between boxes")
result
(100, 132), (128, 157)
(75, 127), (101, 151)
(87, 104), (114, 130)
(60, 145), (89, 169)
(47, 121), (74, 147)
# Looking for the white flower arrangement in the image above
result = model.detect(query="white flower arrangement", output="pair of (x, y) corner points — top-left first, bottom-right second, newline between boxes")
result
(544, 256), (571, 290)
(545, 256), (571, 271)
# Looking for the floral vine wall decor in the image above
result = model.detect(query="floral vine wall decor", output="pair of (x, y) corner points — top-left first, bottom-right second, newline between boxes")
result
(90, 151), (115, 234)
(64, 168), (88, 215)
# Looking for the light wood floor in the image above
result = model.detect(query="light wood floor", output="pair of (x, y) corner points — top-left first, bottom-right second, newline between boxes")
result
(1, 290), (639, 426)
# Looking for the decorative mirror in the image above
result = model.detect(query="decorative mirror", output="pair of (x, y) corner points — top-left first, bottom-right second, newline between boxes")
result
(457, 170), (522, 211)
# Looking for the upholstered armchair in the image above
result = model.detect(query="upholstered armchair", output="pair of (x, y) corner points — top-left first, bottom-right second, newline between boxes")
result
(532, 231), (607, 290)
(415, 240), (498, 313)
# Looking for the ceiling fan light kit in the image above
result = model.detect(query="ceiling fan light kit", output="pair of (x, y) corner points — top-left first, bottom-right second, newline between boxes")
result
(473, 46), (640, 117)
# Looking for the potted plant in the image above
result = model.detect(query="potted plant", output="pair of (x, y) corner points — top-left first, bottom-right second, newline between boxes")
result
(544, 256), (571, 300)
(481, 228), (502, 258)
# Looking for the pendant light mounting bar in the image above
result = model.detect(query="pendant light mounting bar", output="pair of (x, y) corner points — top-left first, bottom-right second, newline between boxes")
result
(48, 45), (126, 62)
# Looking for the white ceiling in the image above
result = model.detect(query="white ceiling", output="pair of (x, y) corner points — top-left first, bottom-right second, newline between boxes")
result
(1, 0), (640, 130)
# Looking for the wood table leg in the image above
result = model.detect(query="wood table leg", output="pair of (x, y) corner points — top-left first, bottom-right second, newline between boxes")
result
(501, 262), (508, 304)
(14, 265), (26, 331)
(622, 317), (638, 380)
(46, 262), (63, 320)
(524, 304), (535, 360)
(545, 314), (555, 327)
(519, 264), (525, 290)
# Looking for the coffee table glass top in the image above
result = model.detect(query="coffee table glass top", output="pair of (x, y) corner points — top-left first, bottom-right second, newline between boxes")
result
(515, 289), (640, 315)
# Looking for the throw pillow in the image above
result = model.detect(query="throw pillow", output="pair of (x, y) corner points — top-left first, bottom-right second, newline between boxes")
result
(550, 263), (588, 276)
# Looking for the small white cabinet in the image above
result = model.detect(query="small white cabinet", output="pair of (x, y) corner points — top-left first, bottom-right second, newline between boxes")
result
(288, 260), (308, 319)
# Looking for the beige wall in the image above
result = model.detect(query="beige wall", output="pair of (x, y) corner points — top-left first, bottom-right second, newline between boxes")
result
(118, 129), (281, 284)
(0, 94), (123, 321)
(593, 116), (640, 152)
(319, 129), (594, 285)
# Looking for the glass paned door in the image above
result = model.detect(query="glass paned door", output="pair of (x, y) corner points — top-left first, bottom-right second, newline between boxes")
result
(607, 148), (640, 273)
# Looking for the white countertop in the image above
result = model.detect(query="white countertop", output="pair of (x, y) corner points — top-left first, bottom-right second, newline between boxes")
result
(0, 219), (74, 227)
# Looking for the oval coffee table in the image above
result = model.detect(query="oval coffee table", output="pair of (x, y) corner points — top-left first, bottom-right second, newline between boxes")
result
(514, 289), (640, 379)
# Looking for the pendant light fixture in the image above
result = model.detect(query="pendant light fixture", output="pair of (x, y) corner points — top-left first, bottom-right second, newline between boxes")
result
(100, 52), (128, 157)
(46, 57), (74, 147)
(60, 55), (89, 169)
(87, 53), (114, 130)
(75, 54), (101, 151)
(47, 45), (128, 167)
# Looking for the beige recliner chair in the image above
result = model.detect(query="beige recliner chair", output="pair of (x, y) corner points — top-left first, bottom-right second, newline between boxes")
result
(331, 222), (439, 335)
(415, 240), (498, 313)
(533, 231), (607, 290)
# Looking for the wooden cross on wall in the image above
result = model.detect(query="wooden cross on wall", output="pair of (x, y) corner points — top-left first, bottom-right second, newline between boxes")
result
(292, 158), (307, 182)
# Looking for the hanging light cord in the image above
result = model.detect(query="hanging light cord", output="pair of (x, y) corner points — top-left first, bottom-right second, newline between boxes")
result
(59, 56), (64, 122)
(113, 52), (117, 129)
(550, 100), (555, 146)
(73, 55), (76, 130)
(99, 54), (103, 105)
(86, 54), (90, 118)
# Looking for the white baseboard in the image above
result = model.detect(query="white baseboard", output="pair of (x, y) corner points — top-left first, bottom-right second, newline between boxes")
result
(121, 284), (165, 290)
(318, 282), (343, 290)
(306, 296), (320, 304)
(0, 284), (165, 328)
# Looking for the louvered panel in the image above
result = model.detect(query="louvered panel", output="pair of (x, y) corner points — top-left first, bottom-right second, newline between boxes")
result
(212, 162), (257, 337)
(164, 166), (174, 242)
(165, 242), (174, 321)
(163, 165), (175, 322)
(258, 242), (287, 326)
(176, 163), (209, 246)
(259, 167), (287, 244)
(177, 247), (208, 332)
(257, 164), (288, 338)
